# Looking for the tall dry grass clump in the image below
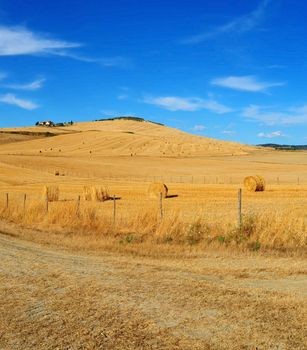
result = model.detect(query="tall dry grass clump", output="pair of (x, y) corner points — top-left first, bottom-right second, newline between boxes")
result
(83, 186), (109, 202)
(43, 186), (59, 202)
(83, 186), (92, 201)
(147, 182), (168, 199)
(244, 175), (265, 192)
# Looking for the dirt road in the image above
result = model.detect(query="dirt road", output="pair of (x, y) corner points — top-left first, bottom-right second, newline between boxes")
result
(0, 231), (306, 349)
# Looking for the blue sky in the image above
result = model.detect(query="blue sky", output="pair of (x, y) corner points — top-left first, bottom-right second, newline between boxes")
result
(0, 0), (306, 144)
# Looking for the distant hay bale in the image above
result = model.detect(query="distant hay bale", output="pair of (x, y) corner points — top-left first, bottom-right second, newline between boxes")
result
(244, 175), (266, 192)
(83, 186), (109, 202)
(147, 182), (168, 199)
(54, 170), (60, 176)
(43, 186), (59, 202)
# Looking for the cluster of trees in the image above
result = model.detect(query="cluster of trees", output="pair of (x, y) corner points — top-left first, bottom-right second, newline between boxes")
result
(259, 143), (307, 150)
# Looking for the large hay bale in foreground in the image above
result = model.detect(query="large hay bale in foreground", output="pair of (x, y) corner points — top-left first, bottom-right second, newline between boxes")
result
(43, 186), (59, 202)
(83, 186), (110, 202)
(147, 182), (168, 199)
(244, 175), (266, 192)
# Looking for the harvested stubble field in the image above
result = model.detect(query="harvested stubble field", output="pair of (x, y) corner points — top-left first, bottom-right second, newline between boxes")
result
(0, 119), (306, 349)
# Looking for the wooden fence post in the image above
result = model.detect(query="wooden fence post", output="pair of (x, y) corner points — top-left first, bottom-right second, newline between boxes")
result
(113, 195), (116, 225)
(76, 195), (80, 216)
(297, 177), (300, 185)
(159, 192), (163, 221)
(238, 188), (242, 229)
(23, 194), (27, 212)
(6, 193), (9, 209)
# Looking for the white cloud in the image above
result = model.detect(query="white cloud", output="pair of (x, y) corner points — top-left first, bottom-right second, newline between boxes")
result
(182, 0), (271, 44)
(242, 104), (307, 125)
(5, 78), (45, 91)
(257, 131), (285, 138)
(211, 75), (285, 92)
(117, 94), (128, 100)
(0, 93), (39, 110)
(191, 124), (206, 131)
(201, 99), (233, 113)
(0, 26), (81, 56)
(221, 130), (236, 135)
(143, 96), (232, 114)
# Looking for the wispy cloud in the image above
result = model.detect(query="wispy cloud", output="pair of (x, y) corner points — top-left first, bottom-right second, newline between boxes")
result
(242, 104), (307, 125)
(57, 52), (131, 67)
(181, 0), (271, 44)
(117, 94), (129, 100)
(100, 110), (136, 117)
(266, 64), (285, 69)
(211, 75), (285, 92)
(0, 25), (129, 68)
(0, 93), (39, 110)
(143, 96), (232, 114)
(191, 124), (207, 131)
(4, 78), (45, 91)
(0, 26), (81, 56)
(100, 110), (120, 117)
(221, 130), (236, 135)
(257, 131), (285, 138)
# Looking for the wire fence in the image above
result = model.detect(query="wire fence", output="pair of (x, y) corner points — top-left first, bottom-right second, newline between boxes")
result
(1, 187), (307, 231)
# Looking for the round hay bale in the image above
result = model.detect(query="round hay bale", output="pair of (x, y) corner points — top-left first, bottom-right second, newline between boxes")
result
(256, 175), (266, 191)
(147, 182), (168, 199)
(243, 175), (265, 192)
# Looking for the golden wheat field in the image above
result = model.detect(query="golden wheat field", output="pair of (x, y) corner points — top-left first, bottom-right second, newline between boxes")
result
(0, 119), (306, 251)
(0, 119), (306, 349)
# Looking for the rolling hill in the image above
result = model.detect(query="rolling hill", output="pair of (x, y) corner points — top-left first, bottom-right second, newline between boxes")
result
(0, 118), (256, 157)
(0, 118), (306, 186)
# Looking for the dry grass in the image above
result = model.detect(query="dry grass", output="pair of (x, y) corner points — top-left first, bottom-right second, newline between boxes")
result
(43, 185), (59, 202)
(83, 185), (109, 202)
(0, 231), (306, 349)
(0, 188), (305, 255)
